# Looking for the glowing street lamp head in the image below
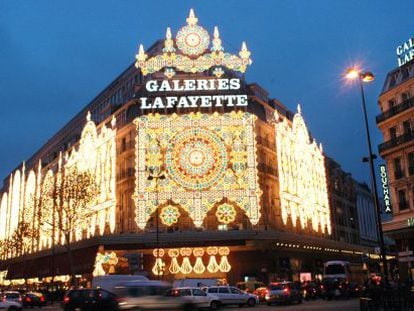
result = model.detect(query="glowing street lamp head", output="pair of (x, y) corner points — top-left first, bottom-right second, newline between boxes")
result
(361, 72), (375, 83)
(345, 68), (360, 80)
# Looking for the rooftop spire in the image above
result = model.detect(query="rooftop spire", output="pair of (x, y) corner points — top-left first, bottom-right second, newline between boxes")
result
(186, 8), (198, 25)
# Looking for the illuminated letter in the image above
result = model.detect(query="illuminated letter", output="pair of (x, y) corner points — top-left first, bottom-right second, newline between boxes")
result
(396, 45), (403, 56)
(159, 80), (172, 92)
(230, 78), (241, 90)
(140, 97), (152, 109)
(187, 96), (199, 108)
(152, 97), (165, 109)
(217, 79), (229, 90)
(166, 97), (178, 108)
(172, 80), (184, 91)
(212, 95), (225, 107)
(146, 80), (158, 92)
(197, 80), (209, 91)
(200, 96), (212, 107)
(184, 80), (196, 91)
(226, 95), (236, 107)
(236, 95), (248, 106)
(177, 96), (190, 108)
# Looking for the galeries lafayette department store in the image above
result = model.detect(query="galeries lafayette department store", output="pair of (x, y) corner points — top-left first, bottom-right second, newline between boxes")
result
(0, 9), (369, 286)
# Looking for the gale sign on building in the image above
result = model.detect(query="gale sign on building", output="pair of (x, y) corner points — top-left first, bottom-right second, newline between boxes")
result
(380, 164), (392, 213)
(397, 36), (414, 67)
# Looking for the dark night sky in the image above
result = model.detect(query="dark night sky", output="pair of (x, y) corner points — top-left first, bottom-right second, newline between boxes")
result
(0, 0), (413, 187)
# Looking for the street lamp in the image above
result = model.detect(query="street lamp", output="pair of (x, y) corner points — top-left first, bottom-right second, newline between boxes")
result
(345, 67), (389, 282)
(147, 168), (166, 279)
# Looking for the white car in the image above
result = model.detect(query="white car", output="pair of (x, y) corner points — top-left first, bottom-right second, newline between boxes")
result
(171, 287), (220, 310)
(203, 286), (258, 307)
(0, 295), (22, 311)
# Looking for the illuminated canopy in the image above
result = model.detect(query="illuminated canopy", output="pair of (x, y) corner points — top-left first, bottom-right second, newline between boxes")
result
(135, 9), (252, 78)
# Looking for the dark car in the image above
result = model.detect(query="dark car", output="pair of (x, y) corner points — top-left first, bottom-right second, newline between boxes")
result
(23, 292), (47, 308)
(62, 288), (118, 311)
(252, 287), (268, 303)
(265, 282), (302, 305)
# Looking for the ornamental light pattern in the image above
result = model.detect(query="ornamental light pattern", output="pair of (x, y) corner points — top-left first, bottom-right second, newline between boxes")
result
(0, 113), (117, 259)
(275, 105), (331, 234)
(133, 111), (261, 229)
(135, 9), (252, 79)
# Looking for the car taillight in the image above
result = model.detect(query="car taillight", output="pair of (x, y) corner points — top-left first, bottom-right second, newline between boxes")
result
(63, 296), (70, 303)
(2, 297), (6, 303)
(40, 296), (45, 302)
(283, 288), (290, 295)
(18, 297), (22, 302)
(26, 297), (32, 302)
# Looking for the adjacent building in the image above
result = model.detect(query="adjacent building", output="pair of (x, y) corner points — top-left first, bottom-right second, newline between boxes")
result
(377, 38), (414, 281)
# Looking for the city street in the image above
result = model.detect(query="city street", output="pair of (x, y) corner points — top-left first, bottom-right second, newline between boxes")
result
(38, 299), (359, 311)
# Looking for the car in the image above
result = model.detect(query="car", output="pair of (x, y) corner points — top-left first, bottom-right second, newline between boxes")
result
(203, 286), (258, 307)
(168, 287), (220, 310)
(23, 292), (47, 308)
(2, 292), (22, 304)
(112, 280), (195, 310)
(252, 287), (268, 302)
(265, 282), (302, 305)
(62, 288), (118, 311)
(0, 293), (22, 310)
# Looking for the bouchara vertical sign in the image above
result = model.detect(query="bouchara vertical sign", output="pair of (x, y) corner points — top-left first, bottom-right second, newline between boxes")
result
(380, 164), (392, 213)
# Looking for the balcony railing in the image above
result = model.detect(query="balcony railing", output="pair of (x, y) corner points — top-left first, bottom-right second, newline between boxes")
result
(378, 130), (414, 153)
(376, 97), (414, 123)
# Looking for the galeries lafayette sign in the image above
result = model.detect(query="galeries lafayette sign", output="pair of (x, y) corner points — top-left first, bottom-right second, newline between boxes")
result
(139, 78), (248, 109)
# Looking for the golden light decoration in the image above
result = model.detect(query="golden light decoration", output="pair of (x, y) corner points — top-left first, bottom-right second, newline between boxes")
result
(152, 248), (165, 276)
(207, 255), (220, 273)
(193, 248), (205, 274)
(160, 205), (180, 226)
(218, 247), (231, 272)
(216, 203), (237, 224)
(275, 105), (331, 234)
(135, 9), (252, 78)
(168, 249), (181, 274)
(133, 111), (261, 230)
(180, 257), (193, 274)
(0, 112), (117, 257)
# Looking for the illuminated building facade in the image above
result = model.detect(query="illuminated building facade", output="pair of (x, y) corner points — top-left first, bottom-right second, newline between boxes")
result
(377, 56), (414, 281)
(0, 10), (373, 286)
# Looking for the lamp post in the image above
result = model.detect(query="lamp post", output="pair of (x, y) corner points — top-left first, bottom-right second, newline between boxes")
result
(147, 168), (165, 279)
(345, 68), (388, 282)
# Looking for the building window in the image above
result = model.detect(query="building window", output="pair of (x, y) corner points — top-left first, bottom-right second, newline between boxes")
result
(403, 120), (412, 135)
(402, 91), (411, 102)
(408, 153), (414, 176)
(398, 190), (408, 211)
(388, 99), (396, 110)
(389, 127), (397, 140)
(394, 157), (404, 179)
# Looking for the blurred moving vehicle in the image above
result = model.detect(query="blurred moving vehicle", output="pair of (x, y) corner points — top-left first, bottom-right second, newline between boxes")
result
(324, 261), (351, 281)
(252, 287), (268, 302)
(62, 288), (118, 311)
(92, 274), (148, 292)
(168, 287), (220, 310)
(203, 286), (258, 307)
(2, 292), (22, 304)
(265, 282), (302, 305)
(112, 280), (195, 310)
(236, 281), (265, 293)
(23, 292), (47, 308)
(0, 293), (22, 311)
(172, 278), (221, 288)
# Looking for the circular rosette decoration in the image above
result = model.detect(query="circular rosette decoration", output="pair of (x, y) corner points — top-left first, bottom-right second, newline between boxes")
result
(160, 205), (180, 226)
(215, 203), (237, 224)
(176, 24), (210, 56)
(166, 128), (228, 190)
